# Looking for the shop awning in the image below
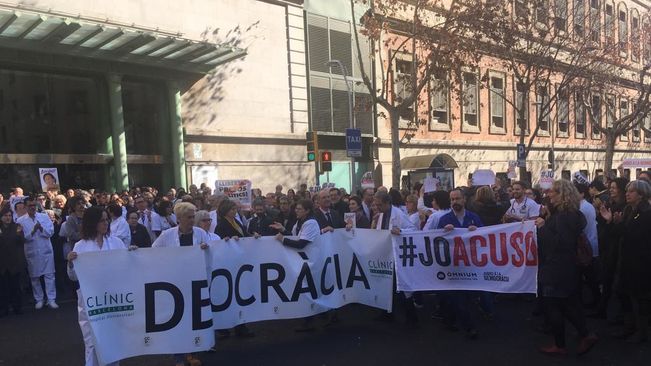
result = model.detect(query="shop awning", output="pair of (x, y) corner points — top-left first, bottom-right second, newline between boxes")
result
(0, 8), (246, 74)
(400, 153), (458, 170)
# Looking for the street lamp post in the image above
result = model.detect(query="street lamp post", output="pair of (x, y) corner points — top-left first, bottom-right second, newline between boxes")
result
(326, 59), (356, 193)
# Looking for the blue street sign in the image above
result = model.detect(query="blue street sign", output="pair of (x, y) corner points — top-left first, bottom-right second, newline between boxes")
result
(346, 128), (362, 158)
(517, 143), (526, 168)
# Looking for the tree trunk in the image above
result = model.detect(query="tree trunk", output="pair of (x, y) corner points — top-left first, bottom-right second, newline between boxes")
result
(603, 132), (616, 177)
(517, 99), (529, 184)
(389, 109), (402, 189)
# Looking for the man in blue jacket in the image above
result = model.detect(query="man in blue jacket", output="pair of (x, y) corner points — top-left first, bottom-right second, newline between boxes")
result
(437, 188), (483, 339)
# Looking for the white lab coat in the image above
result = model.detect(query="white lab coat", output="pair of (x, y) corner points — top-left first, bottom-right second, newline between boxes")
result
(152, 226), (212, 248)
(580, 199), (599, 257)
(110, 216), (131, 248)
(68, 235), (124, 366)
(151, 212), (177, 235)
(209, 210), (218, 234)
(291, 218), (321, 242)
(423, 208), (452, 231)
(374, 206), (418, 231)
(17, 212), (55, 277)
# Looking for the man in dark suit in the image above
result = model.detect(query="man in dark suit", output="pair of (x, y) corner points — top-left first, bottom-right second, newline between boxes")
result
(329, 188), (348, 220)
(314, 189), (345, 233)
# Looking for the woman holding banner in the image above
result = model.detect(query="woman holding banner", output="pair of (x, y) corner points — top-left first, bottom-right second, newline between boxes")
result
(271, 199), (320, 332)
(67, 206), (137, 366)
(214, 199), (256, 339)
(271, 199), (320, 249)
(151, 202), (209, 366)
(535, 180), (597, 356)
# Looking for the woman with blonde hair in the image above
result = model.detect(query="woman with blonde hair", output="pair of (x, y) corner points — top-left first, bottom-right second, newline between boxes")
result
(536, 180), (597, 355)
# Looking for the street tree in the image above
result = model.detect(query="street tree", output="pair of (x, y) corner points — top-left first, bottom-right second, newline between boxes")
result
(484, 0), (620, 182)
(351, 0), (500, 188)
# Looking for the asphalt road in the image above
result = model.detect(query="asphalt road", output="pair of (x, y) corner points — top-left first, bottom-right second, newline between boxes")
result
(1, 293), (649, 366)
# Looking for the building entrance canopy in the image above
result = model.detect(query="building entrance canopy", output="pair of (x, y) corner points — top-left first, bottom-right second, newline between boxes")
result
(400, 153), (459, 170)
(0, 8), (246, 73)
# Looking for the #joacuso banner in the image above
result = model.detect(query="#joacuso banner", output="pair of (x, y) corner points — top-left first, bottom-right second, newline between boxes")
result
(393, 221), (539, 293)
(73, 229), (394, 363)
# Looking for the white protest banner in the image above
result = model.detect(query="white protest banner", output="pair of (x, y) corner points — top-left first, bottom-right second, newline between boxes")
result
(539, 170), (554, 190)
(361, 171), (375, 189)
(472, 169), (496, 186)
(622, 158), (651, 168)
(393, 222), (538, 293)
(73, 247), (215, 365)
(215, 180), (252, 210)
(507, 161), (517, 179)
(38, 167), (60, 192)
(423, 176), (439, 193)
(209, 229), (394, 329)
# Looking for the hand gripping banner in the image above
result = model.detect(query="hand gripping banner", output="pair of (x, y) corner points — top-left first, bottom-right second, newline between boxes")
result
(393, 221), (539, 293)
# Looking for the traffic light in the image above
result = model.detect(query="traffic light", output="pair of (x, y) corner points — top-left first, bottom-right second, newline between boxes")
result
(320, 151), (332, 172)
(306, 131), (319, 162)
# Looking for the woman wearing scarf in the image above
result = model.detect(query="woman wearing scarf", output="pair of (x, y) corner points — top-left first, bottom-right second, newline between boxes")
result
(215, 199), (255, 338)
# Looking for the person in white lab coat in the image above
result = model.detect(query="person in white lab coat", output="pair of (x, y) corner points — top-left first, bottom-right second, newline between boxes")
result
(151, 202), (209, 366)
(152, 203), (211, 248)
(107, 204), (130, 247)
(372, 191), (417, 233)
(16, 196), (57, 309)
(67, 206), (133, 366)
(195, 210), (222, 242)
(372, 190), (418, 326)
(151, 200), (177, 238)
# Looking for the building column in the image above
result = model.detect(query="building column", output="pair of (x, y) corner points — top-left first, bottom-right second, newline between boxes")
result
(107, 74), (129, 191)
(167, 81), (187, 189)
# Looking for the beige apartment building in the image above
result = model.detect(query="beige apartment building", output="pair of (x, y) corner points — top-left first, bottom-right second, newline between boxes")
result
(374, 0), (651, 188)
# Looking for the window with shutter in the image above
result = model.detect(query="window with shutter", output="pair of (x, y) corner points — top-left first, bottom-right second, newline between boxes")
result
(618, 5), (628, 55)
(536, 85), (550, 134)
(591, 95), (601, 139)
(515, 80), (529, 135)
(489, 73), (506, 133)
(557, 88), (569, 136)
(620, 99), (629, 141)
(575, 93), (586, 138)
(555, 0), (568, 31)
(574, 0), (586, 39)
(589, 0), (601, 43)
(462, 71), (479, 131)
(632, 103), (641, 142)
(306, 13), (374, 135)
(429, 73), (449, 131)
(394, 56), (414, 127)
(605, 2), (614, 45)
(643, 114), (651, 142)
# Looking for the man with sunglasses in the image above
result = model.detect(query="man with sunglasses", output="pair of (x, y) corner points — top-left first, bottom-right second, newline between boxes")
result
(16, 196), (58, 309)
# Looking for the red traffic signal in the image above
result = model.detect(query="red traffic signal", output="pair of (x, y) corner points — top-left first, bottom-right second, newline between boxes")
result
(321, 151), (332, 162)
(320, 151), (332, 172)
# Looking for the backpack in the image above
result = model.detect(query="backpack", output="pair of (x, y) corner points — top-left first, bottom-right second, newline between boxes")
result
(576, 232), (593, 266)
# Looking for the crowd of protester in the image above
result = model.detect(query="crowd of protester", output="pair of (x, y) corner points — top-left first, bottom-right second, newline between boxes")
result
(1, 169), (650, 365)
